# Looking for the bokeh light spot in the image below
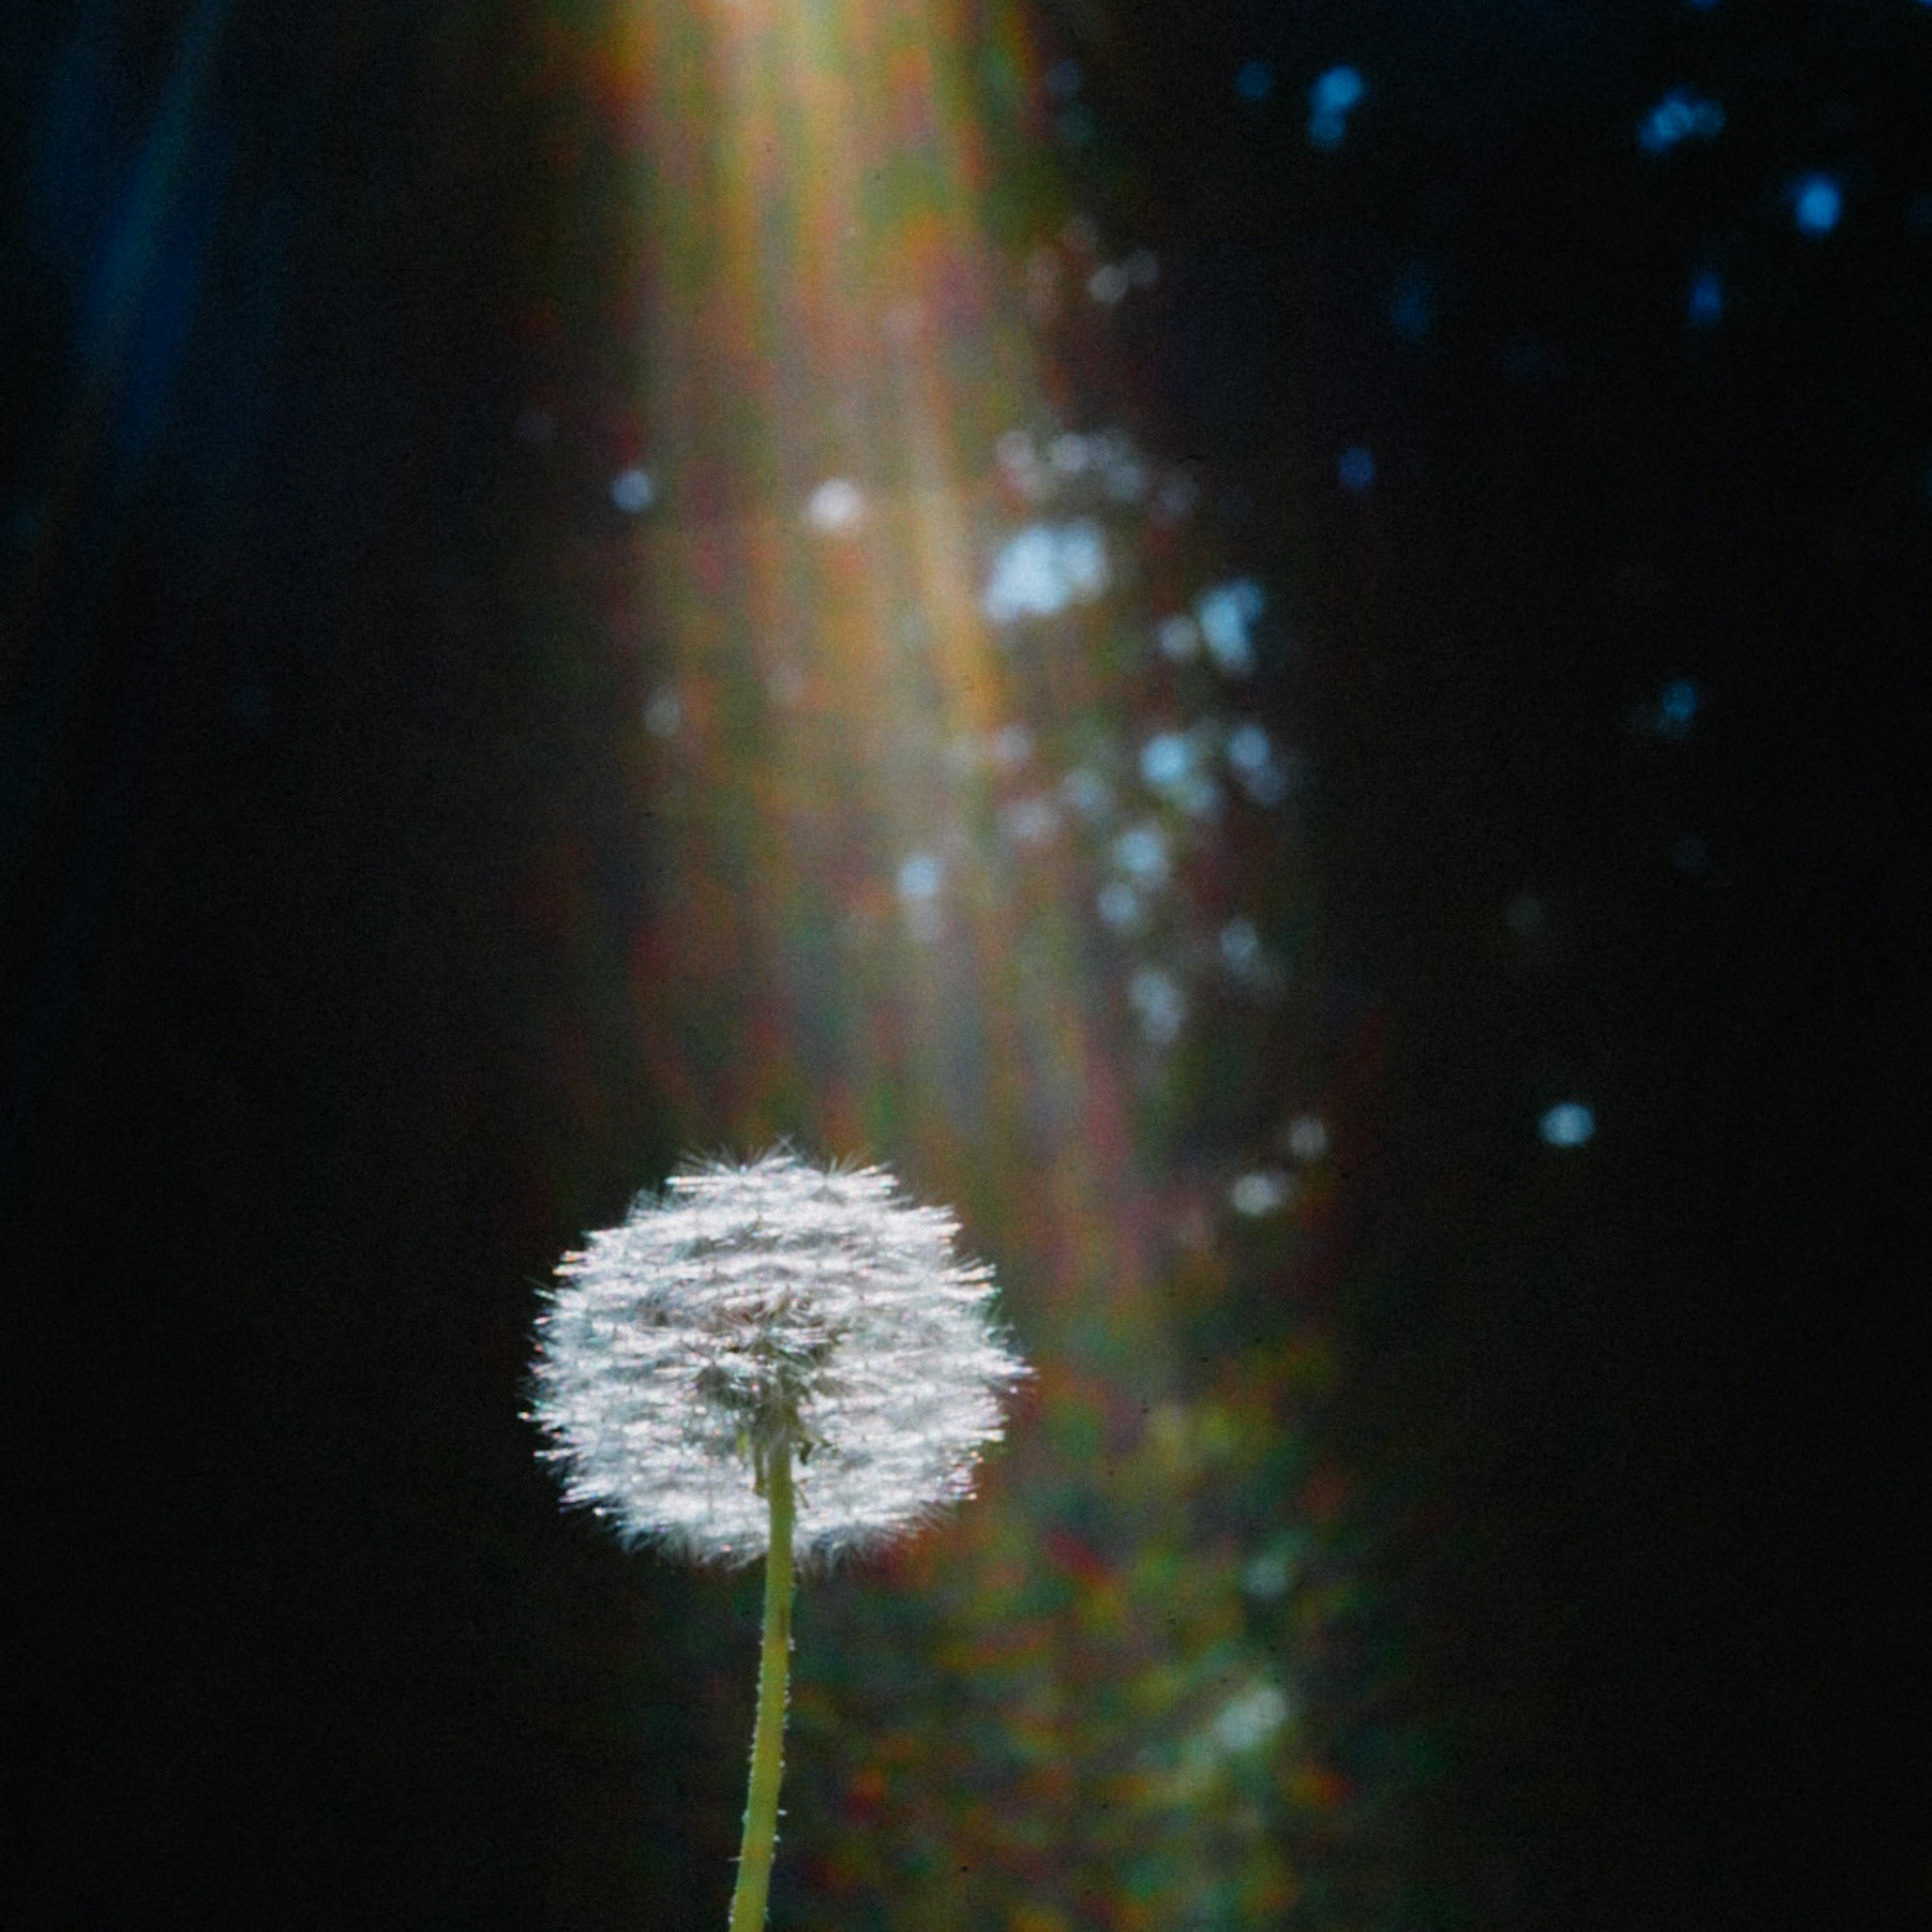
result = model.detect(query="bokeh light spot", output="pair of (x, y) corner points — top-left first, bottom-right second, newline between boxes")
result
(1129, 967), (1186, 1043)
(1157, 614), (1201, 662)
(1307, 64), (1364, 149)
(1140, 732), (1192, 789)
(806, 476), (865, 534)
(1097, 880), (1143, 931)
(1062, 765), (1112, 819)
(1220, 917), (1262, 974)
(1656, 677), (1701, 737)
(1506, 892), (1547, 937)
(1539, 1102), (1596, 1148)
(1229, 1170), (1295, 1217)
(897, 852), (942, 904)
(1637, 88), (1725, 154)
(1793, 172), (1843, 235)
(1196, 579), (1264, 676)
(1338, 444), (1377, 492)
(1310, 65), (1365, 116)
(611, 465), (654, 513)
(983, 521), (1111, 623)
(1236, 60), (1273, 103)
(643, 688), (682, 739)
(1113, 821), (1171, 889)
(990, 721), (1035, 769)
(1227, 721), (1288, 805)
(1211, 1681), (1292, 1753)
(1001, 797), (1060, 846)
(1243, 1547), (1294, 1599)
(1389, 266), (1434, 342)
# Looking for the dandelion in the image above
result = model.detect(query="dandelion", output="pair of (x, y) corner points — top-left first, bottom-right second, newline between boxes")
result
(529, 1150), (1029, 1930)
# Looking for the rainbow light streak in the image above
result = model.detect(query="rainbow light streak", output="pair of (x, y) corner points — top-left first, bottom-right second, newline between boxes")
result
(555, 0), (1404, 1922)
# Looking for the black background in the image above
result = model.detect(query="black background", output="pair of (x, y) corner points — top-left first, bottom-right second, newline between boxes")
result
(4, 0), (1923, 1925)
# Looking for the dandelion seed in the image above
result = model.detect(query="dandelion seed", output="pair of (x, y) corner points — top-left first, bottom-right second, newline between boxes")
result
(530, 1151), (1029, 1566)
(530, 1152), (1030, 1932)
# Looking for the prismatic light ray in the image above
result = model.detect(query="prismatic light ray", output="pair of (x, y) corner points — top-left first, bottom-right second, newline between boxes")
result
(535, 0), (1377, 1925)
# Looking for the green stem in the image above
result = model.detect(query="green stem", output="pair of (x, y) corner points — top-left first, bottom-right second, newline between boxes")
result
(728, 1440), (794, 1932)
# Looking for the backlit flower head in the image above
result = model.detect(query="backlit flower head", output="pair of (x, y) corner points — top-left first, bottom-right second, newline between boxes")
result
(530, 1151), (1030, 1565)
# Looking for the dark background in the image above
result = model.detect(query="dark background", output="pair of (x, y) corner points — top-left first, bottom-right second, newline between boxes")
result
(4, 0), (1923, 1925)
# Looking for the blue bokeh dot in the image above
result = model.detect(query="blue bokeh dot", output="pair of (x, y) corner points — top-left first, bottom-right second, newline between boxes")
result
(1540, 1102), (1596, 1149)
(1793, 173), (1843, 236)
(1236, 60), (1273, 103)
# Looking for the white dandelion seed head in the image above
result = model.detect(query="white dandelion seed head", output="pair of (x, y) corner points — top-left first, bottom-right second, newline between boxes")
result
(529, 1151), (1030, 1567)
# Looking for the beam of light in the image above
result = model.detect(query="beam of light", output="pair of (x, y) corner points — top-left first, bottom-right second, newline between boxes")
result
(3, 0), (234, 691)
(0, 0), (238, 1180)
(554, 1), (1391, 1922)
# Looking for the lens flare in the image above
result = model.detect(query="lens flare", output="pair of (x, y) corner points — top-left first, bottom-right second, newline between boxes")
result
(532, 1), (1394, 1922)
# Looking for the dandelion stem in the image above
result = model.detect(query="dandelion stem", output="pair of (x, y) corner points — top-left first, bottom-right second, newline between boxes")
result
(728, 1440), (794, 1932)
